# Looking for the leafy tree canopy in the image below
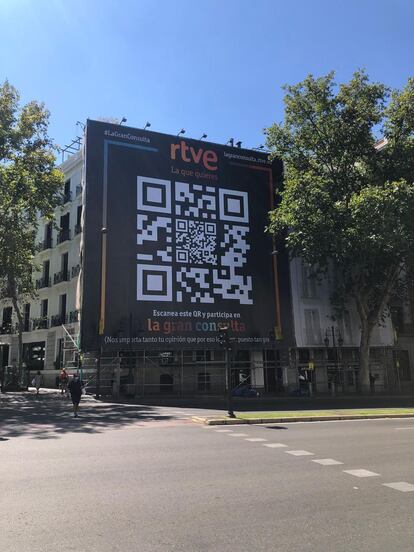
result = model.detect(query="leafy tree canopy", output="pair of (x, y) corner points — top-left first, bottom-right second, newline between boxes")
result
(266, 71), (414, 388)
(0, 81), (64, 377)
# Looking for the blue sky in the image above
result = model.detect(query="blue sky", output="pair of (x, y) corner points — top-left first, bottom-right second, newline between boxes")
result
(1, 0), (413, 151)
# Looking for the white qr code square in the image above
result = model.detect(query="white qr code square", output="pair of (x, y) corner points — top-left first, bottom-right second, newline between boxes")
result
(137, 177), (252, 304)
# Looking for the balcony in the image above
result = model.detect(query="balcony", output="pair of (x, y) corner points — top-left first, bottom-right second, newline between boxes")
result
(57, 228), (71, 244)
(54, 270), (70, 285)
(71, 264), (81, 278)
(69, 310), (80, 323)
(51, 314), (68, 327)
(74, 223), (82, 236)
(36, 276), (51, 290)
(38, 238), (53, 251)
(62, 190), (72, 204)
(0, 323), (14, 335)
(32, 317), (49, 330)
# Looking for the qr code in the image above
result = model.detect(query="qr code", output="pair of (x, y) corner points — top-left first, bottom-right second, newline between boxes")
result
(137, 176), (252, 304)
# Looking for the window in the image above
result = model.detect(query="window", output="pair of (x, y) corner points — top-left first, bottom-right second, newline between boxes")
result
(197, 372), (211, 392)
(41, 299), (48, 318)
(43, 260), (50, 281)
(63, 179), (71, 203)
(59, 294), (67, 319)
(75, 206), (82, 235)
(77, 205), (82, 226)
(23, 303), (30, 332)
(304, 309), (322, 345)
(2, 306), (12, 326)
(61, 252), (69, 278)
(59, 213), (70, 243)
(23, 341), (45, 371)
(1, 307), (12, 333)
(44, 222), (52, 248)
(391, 306), (404, 334)
(397, 350), (411, 382)
(301, 261), (317, 298)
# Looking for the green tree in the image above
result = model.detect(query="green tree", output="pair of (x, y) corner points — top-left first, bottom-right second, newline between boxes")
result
(266, 71), (414, 391)
(0, 81), (64, 384)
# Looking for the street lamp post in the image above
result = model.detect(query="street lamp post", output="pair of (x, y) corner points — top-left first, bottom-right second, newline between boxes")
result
(324, 325), (343, 395)
(218, 324), (235, 418)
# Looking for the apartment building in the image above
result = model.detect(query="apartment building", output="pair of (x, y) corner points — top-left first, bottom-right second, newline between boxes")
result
(1, 119), (412, 396)
(0, 151), (83, 382)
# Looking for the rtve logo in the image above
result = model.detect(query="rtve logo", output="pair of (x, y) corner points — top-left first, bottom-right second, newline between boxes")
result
(170, 140), (218, 171)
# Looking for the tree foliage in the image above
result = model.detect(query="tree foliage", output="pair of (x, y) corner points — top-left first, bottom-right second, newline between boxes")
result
(266, 71), (414, 389)
(0, 81), (64, 379)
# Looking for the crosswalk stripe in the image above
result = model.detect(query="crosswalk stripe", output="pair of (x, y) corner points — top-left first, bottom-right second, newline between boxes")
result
(343, 469), (380, 478)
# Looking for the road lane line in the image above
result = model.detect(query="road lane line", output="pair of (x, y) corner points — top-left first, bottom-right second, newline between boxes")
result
(382, 482), (414, 492)
(394, 427), (414, 430)
(343, 469), (380, 478)
(215, 429), (233, 433)
(263, 443), (288, 448)
(312, 458), (344, 466)
(228, 433), (248, 437)
(285, 450), (314, 456)
(246, 438), (267, 442)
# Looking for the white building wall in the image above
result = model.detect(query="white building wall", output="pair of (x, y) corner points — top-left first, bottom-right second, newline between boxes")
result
(289, 257), (394, 349)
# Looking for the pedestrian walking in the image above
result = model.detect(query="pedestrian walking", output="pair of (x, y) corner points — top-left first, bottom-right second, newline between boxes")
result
(32, 371), (43, 396)
(60, 368), (69, 395)
(68, 373), (83, 417)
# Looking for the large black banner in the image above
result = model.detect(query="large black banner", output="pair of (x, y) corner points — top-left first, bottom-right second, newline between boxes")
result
(81, 120), (283, 351)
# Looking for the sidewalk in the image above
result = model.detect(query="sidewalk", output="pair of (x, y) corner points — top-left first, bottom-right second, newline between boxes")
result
(0, 389), (181, 441)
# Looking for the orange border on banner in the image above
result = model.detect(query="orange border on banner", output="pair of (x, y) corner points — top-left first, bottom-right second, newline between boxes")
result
(229, 162), (282, 339)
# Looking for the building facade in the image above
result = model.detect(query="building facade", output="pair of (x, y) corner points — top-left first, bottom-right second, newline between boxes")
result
(0, 151), (83, 384)
(1, 121), (412, 396)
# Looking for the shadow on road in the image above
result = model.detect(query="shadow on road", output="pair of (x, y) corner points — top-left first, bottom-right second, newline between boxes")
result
(0, 392), (174, 441)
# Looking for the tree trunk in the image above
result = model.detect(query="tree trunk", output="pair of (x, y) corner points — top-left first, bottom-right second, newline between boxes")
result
(359, 321), (373, 394)
(11, 294), (24, 388)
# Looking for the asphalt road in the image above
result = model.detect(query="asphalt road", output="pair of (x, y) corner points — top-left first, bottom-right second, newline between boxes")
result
(1, 392), (414, 552)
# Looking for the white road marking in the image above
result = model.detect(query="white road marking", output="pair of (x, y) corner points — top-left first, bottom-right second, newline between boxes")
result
(245, 438), (268, 442)
(382, 482), (414, 492)
(263, 443), (287, 448)
(228, 433), (248, 437)
(394, 427), (414, 430)
(285, 450), (314, 456)
(343, 469), (380, 478)
(215, 429), (233, 433)
(312, 458), (344, 466)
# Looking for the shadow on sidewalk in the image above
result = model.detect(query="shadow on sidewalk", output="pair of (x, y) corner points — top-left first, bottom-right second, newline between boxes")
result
(0, 392), (174, 441)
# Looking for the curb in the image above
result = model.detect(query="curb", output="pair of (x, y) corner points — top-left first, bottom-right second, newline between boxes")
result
(192, 413), (414, 425)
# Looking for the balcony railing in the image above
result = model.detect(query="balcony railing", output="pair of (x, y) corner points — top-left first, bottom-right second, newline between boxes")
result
(69, 310), (80, 323)
(53, 270), (70, 285)
(32, 317), (49, 330)
(50, 314), (68, 327)
(57, 228), (71, 244)
(36, 276), (51, 290)
(71, 264), (81, 278)
(74, 223), (82, 236)
(38, 238), (53, 251)
(0, 323), (14, 335)
(62, 191), (72, 204)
